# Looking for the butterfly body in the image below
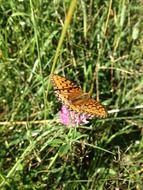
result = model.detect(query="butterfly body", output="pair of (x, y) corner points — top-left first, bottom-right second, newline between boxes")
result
(51, 74), (108, 118)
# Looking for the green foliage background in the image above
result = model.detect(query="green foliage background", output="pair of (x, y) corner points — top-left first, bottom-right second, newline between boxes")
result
(0, 0), (143, 189)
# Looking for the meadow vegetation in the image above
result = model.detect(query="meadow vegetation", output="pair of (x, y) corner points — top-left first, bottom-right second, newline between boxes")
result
(0, 0), (143, 189)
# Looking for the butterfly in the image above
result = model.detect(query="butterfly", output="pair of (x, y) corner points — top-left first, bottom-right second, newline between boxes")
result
(51, 74), (108, 118)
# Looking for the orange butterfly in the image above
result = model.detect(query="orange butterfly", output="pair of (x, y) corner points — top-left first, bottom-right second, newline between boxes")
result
(51, 74), (108, 118)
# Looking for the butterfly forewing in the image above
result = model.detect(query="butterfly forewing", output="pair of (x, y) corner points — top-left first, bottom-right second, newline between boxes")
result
(51, 74), (83, 102)
(51, 74), (108, 118)
(78, 98), (107, 118)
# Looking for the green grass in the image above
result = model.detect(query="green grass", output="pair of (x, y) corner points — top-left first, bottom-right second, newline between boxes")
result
(0, 0), (143, 189)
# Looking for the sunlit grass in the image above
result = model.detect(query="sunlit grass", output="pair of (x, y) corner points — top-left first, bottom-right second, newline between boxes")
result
(0, 0), (143, 189)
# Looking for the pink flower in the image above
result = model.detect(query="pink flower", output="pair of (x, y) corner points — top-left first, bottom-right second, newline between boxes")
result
(59, 105), (91, 127)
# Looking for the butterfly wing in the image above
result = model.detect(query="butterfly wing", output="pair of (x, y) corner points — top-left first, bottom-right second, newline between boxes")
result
(73, 98), (108, 118)
(51, 74), (83, 106)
